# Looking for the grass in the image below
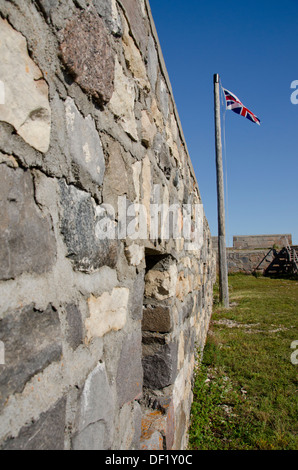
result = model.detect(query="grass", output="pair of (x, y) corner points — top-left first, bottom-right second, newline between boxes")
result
(188, 274), (298, 450)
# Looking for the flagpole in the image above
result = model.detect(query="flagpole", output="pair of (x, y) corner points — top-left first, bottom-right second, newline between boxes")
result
(213, 73), (229, 308)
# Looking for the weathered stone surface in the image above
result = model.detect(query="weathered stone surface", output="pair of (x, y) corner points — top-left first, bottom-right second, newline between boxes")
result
(60, 9), (114, 105)
(102, 139), (129, 210)
(0, 304), (62, 410)
(65, 97), (105, 186)
(94, 0), (123, 36)
(146, 36), (158, 92)
(180, 296), (195, 323)
(85, 288), (129, 341)
(116, 331), (143, 407)
(130, 271), (145, 320)
(140, 428), (163, 450)
(122, 17), (150, 91)
(59, 181), (118, 272)
(141, 110), (156, 148)
(73, 421), (105, 451)
(0, 0), (216, 453)
(132, 160), (142, 203)
(153, 134), (172, 179)
(158, 79), (169, 119)
(174, 405), (186, 450)
(183, 327), (195, 358)
(2, 397), (66, 450)
(226, 248), (275, 274)
(165, 118), (180, 163)
(109, 59), (138, 141)
(176, 271), (192, 301)
(73, 362), (114, 450)
(232, 234), (292, 250)
(113, 401), (139, 450)
(0, 18), (51, 153)
(118, 0), (148, 55)
(35, 0), (58, 20)
(142, 305), (172, 333)
(141, 155), (151, 230)
(142, 342), (178, 389)
(125, 243), (145, 266)
(140, 409), (164, 450)
(0, 165), (56, 280)
(65, 304), (83, 351)
(151, 97), (164, 131)
(144, 264), (178, 301)
(131, 402), (142, 450)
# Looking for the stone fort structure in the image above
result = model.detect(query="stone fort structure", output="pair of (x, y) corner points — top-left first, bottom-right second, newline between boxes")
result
(212, 234), (294, 274)
(0, 0), (216, 449)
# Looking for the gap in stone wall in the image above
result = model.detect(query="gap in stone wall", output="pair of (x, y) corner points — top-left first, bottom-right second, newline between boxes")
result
(139, 249), (177, 449)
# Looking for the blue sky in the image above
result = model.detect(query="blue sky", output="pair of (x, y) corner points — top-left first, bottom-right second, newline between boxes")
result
(149, 0), (298, 246)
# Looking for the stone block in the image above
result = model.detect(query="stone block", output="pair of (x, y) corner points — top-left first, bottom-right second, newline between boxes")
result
(113, 402), (137, 450)
(146, 35), (158, 92)
(140, 429), (163, 450)
(174, 405), (186, 450)
(165, 399), (175, 450)
(125, 244), (145, 266)
(0, 18), (51, 152)
(141, 110), (156, 148)
(35, 0), (58, 20)
(2, 397), (66, 450)
(131, 401), (142, 450)
(118, 0), (148, 55)
(65, 304), (83, 351)
(142, 342), (178, 389)
(85, 288), (129, 341)
(64, 97), (105, 186)
(59, 180), (119, 272)
(109, 59), (138, 141)
(102, 139), (130, 210)
(60, 9), (114, 105)
(93, 0), (123, 36)
(180, 296), (195, 323)
(141, 155), (151, 229)
(142, 305), (172, 333)
(183, 328), (195, 357)
(0, 165), (56, 280)
(139, 400), (174, 450)
(130, 271), (145, 320)
(73, 362), (114, 450)
(72, 421), (105, 451)
(153, 133), (172, 179)
(0, 304), (62, 410)
(144, 264), (177, 301)
(176, 272), (189, 301)
(122, 16), (150, 91)
(140, 410), (164, 450)
(116, 331), (143, 407)
(158, 79), (169, 119)
(151, 98), (164, 131)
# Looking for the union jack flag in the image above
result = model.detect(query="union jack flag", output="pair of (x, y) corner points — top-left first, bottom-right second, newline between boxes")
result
(222, 88), (261, 125)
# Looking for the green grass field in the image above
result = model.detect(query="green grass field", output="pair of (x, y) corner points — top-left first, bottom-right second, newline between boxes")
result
(188, 274), (298, 450)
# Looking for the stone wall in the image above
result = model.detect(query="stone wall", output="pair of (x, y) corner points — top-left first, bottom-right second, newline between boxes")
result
(212, 235), (292, 274)
(0, 0), (215, 450)
(233, 234), (292, 250)
(226, 248), (275, 274)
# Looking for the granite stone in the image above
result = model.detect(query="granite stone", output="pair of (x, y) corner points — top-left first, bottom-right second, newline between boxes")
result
(60, 9), (115, 105)
(0, 165), (56, 280)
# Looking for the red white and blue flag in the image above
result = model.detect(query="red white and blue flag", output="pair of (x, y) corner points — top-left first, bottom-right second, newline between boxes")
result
(222, 88), (260, 125)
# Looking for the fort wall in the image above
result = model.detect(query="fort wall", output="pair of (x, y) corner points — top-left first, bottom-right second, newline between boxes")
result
(0, 0), (215, 450)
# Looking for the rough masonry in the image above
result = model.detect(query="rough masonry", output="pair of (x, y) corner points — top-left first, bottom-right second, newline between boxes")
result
(0, 0), (215, 450)
(212, 234), (293, 274)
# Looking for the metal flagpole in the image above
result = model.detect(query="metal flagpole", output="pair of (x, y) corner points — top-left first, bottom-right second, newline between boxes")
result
(213, 73), (229, 308)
